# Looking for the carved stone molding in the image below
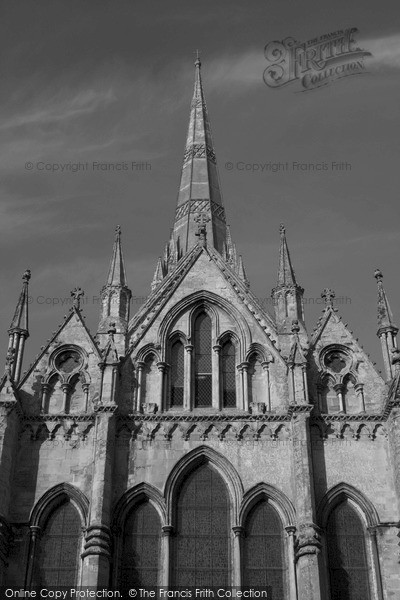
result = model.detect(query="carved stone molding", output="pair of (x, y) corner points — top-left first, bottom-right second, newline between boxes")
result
(81, 524), (112, 559)
(295, 522), (322, 558)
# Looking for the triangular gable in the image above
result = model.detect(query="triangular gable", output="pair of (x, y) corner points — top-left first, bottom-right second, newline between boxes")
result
(128, 244), (280, 357)
(18, 307), (102, 388)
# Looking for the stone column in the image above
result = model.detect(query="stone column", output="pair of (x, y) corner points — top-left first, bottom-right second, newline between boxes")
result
(261, 361), (271, 411)
(285, 526), (298, 600)
(184, 345), (193, 410)
(61, 383), (71, 413)
(238, 362), (249, 411)
(81, 409), (116, 587)
(157, 362), (167, 412)
(368, 527), (384, 600)
(291, 410), (322, 600)
(25, 525), (41, 586)
(136, 361), (145, 412)
(232, 526), (244, 587)
(40, 383), (50, 413)
(161, 525), (173, 587)
(333, 383), (345, 413)
(212, 344), (221, 409)
(355, 383), (365, 413)
(289, 366), (296, 404)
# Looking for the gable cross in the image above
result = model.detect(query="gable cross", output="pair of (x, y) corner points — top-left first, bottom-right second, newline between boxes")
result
(321, 288), (336, 307)
(71, 287), (85, 309)
(194, 213), (210, 246)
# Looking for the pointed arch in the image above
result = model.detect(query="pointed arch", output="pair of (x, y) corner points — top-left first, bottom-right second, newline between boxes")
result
(112, 483), (165, 588)
(135, 344), (162, 363)
(158, 290), (255, 363)
(239, 482), (296, 528)
(28, 483), (88, 587)
(112, 482), (167, 529)
(30, 482), (89, 527)
(164, 445), (243, 524)
(317, 482), (380, 529)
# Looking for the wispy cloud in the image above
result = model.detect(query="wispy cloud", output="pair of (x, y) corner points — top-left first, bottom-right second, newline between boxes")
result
(365, 33), (400, 69)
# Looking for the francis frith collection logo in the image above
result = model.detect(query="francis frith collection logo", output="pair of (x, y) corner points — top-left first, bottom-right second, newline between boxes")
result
(263, 27), (372, 91)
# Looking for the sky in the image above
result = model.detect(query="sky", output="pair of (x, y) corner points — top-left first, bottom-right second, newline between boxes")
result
(1, 0), (399, 374)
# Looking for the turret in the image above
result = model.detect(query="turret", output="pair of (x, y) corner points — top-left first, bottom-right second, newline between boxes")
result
(374, 268), (398, 379)
(272, 225), (305, 333)
(7, 269), (31, 382)
(98, 226), (131, 353)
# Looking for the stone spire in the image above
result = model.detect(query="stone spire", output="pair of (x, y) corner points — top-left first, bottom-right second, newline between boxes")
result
(277, 223), (297, 286)
(98, 226), (131, 351)
(272, 225), (304, 332)
(171, 56), (227, 256)
(106, 225), (127, 287)
(374, 268), (398, 380)
(7, 269), (31, 382)
(151, 257), (164, 292)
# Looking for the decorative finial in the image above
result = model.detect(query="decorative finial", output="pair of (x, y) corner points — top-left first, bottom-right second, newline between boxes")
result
(279, 223), (286, 235)
(374, 268), (383, 282)
(115, 225), (121, 238)
(195, 49), (201, 68)
(71, 287), (84, 309)
(5, 347), (15, 376)
(392, 347), (400, 365)
(194, 213), (210, 246)
(291, 319), (300, 334)
(321, 288), (336, 307)
(108, 322), (117, 337)
(22, 269), (31, 283)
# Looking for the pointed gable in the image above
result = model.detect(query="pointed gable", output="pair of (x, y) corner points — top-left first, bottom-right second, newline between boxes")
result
(309, 291), (385, 412)
(18, 304), (102, 414)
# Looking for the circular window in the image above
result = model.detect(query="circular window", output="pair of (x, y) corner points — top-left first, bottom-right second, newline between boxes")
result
(54, 349), (82, 373)
(324, 350), (348, 373)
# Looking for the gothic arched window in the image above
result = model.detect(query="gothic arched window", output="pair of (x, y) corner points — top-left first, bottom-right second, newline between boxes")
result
(171, 463), (231, 586)
(120, 501), (161, 588)
(342, 376), (358, 414)
(321, 378), (339, 413)
(46, 374), (64, 414)
(326, 501), (371, 600)
(221, 340), (236, 408)
(170, 340), (184, 408)
(36, 500), (82, 585)
(248, 355), (264, 405)
(68, 374), (85, 413)
(242, 499), (285, 594)
(194, 312), (212, 407)
(142, 355), (157, 405)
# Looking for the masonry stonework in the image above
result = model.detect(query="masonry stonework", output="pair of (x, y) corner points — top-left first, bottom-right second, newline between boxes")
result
(1, 58), (399, 599)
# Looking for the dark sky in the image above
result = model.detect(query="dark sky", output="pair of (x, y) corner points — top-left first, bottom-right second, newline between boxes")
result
(1, 0), (400, 374)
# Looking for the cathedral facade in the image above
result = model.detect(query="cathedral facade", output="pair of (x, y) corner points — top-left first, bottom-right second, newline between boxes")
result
(0, 58), (399, 600)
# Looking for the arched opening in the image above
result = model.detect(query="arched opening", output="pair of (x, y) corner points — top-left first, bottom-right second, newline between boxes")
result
(242, 499), (285, 594)
(321, 378), (339, 413)
(342, 375), (358, 414)
(35, 499), (82, 586)
(170, 340), (184, 408)
(68, 374), (85, 413)
(194, 312), (212, 407)
(119, 500), (161, 588)
(221, 340), (236, 408)
(141, 355), (157, 405)
(248, 354), (264, 405)
(326, 501), (371, 600)
(46, 374), (64, 414)
(171, 462), (231, 586)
